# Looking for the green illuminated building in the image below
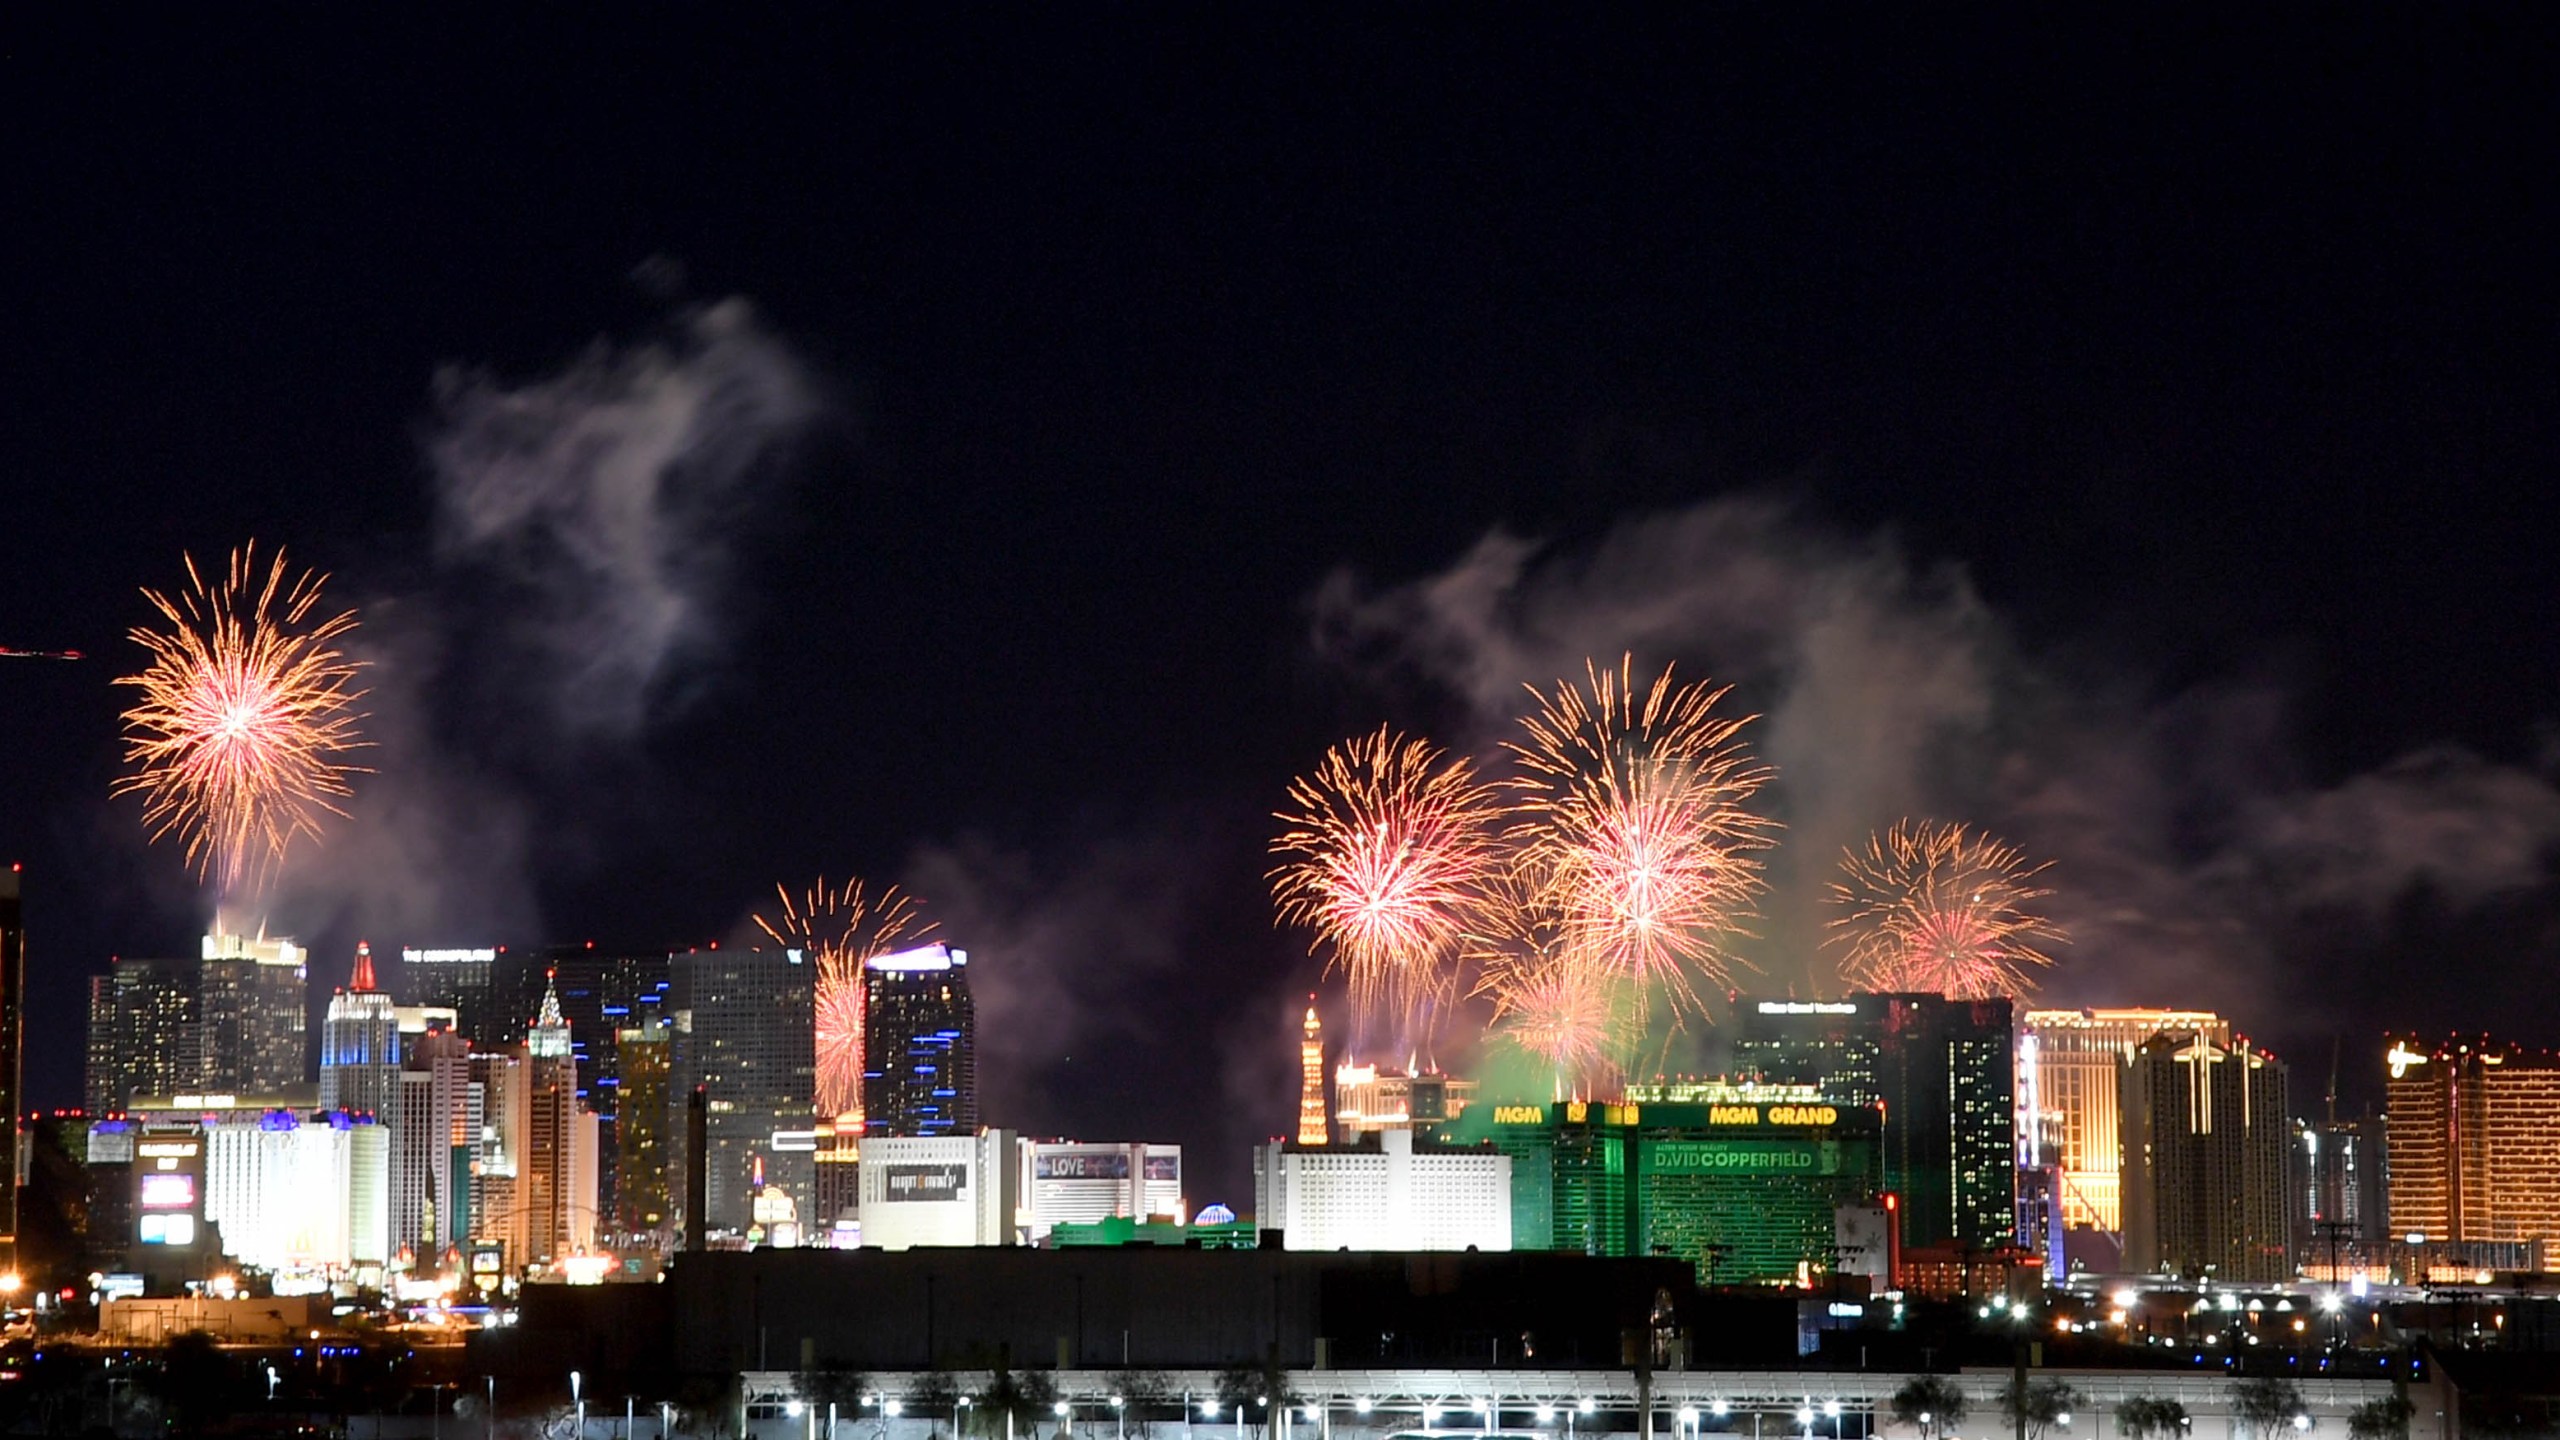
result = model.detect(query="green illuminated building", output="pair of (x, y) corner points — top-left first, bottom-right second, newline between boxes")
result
(1442, 1086), (1882, 1285)
(1045, 1216), (1259, 1249)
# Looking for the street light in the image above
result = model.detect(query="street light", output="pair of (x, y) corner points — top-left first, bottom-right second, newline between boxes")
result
(1111, 1396), (1126, 1440)
(959, 1394), (974, 1440)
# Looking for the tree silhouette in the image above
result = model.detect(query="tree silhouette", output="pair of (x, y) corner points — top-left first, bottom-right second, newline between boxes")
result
(2116, 1396), (2192, 1439)
(1996, 1378), (2084, 1440)
(1888, 1377), (1965, 1440)
(797, 1368), (872, 1437)
(2230, 1378), (2310, 1438)
(149, 1331), (243, 1438)
(2345, 1395), (2410, 1440)
(969, 1365), (1058, 1439)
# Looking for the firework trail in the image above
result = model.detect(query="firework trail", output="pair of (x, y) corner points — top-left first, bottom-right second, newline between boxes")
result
(1271, 725), (1504, 1060)
(114, 545), (368, 894)
(1467, 870), (1626, 1099)
(756, 876), (934, 1120)
(1504, 656), (1775, 1032)
(1826, 819), (2064, 998)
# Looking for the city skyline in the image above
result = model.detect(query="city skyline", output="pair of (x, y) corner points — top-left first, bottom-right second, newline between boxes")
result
(7, 10), (2559, 1213)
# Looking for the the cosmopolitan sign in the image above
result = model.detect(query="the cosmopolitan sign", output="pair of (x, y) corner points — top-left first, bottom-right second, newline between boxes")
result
(1756, 1001), (1857, 1016)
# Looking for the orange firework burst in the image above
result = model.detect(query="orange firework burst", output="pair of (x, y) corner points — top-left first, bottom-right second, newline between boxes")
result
(1505, 656), (1775, 1029)
(1468, 872), (1626, 1098)
(1271, 725), (1504, 1058)
(755, 876), (934, 1119)
(1826, 819), (2064, 998)
(114, 544), (369, 893)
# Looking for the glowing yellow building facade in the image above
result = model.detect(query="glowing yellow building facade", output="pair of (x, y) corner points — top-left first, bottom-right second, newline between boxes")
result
(2020, 1008), (2230, 1232)
(1297, 1004), (1328, 1146)
(2384, 1036), (2560, 1271)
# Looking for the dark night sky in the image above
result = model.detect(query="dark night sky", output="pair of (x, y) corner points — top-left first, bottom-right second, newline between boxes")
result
(4, 11), (2557, 1206)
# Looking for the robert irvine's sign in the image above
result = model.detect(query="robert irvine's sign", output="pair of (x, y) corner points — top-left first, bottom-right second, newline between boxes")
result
(881, 1163), (969, 1202)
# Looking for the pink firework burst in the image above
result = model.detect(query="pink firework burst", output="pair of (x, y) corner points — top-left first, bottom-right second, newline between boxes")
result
(1826, 819), (2065, 998)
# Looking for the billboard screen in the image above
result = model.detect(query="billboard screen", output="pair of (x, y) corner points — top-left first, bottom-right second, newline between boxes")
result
(1035, 1152), (1129, 1181)
(139, 1172), (197, 1210)
(1143, 1154), (1180, 1181)
(138, 1212), (198, 1246)
(880, 1163), (969, 1202)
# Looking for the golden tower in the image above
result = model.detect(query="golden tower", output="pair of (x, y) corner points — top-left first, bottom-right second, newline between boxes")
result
(1296, 1000), (1329, 1145)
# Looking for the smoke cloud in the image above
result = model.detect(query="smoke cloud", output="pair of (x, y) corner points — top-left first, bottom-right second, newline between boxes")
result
(1312, 493), (2560, 1066)
(262, 299), (820, 957)
(428, 298), (817, 737)
(901, 827), (1204, 1140)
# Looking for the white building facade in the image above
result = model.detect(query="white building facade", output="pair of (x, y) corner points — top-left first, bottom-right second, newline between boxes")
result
(856, 1131), (1021, 1249)
(1252, 1127), (1509, 1252)
(203, 1113), (390, 1272)
(1021, 1140), (1182, 1236)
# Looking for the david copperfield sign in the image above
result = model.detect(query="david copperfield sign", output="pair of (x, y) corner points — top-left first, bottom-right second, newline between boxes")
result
(1645, 1139), (1851, 1175)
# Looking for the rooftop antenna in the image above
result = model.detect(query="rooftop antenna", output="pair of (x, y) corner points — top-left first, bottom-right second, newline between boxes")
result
(2326, 1035), (2341, 1128)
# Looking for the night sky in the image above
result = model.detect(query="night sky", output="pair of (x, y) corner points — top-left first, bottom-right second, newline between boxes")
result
(5, 11), (2556, 1208)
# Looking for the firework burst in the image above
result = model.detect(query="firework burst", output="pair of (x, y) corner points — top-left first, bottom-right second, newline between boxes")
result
(756, 876), (934, 1120)
(114, 544), (369, 894)
(1504, 656), (1775, 1030)
(1468, 871), (1626, 1098)
(1271, 725), (1504, 1059)
(1826, 819), (2064, 998)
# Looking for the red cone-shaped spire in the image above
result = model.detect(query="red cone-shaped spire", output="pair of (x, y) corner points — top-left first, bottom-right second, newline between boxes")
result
(350, 940), (377, 992)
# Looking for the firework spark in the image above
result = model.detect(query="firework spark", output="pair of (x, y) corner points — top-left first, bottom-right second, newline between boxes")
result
(1468, 873), (1626, 1098)
(756, 876), (934, 1120)
(1271, 726), (1504, 1059)
(1504, 656), (1775, 1029)
(114, 545), (369, 893)
(1826, 819), (2064, 998)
